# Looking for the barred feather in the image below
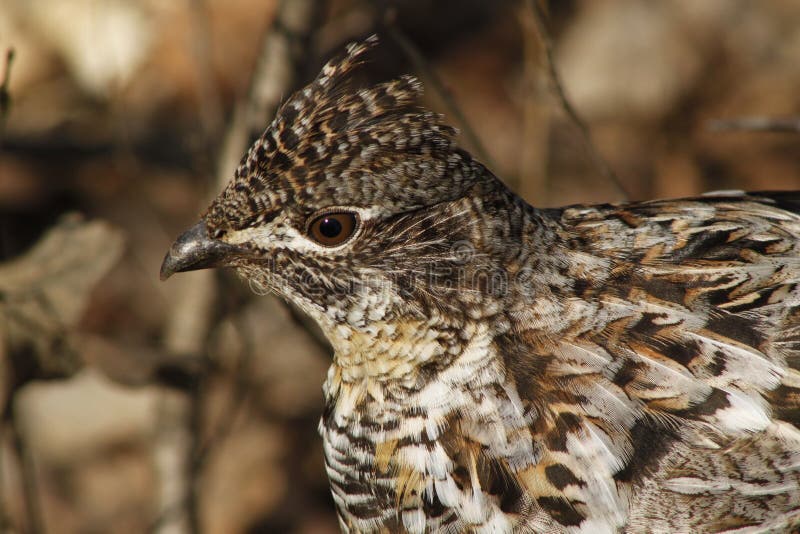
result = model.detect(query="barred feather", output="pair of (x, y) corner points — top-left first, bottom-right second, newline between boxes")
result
(163, 39), (800, 533)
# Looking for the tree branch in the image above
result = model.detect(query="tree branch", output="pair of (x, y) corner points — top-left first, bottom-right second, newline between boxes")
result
(707, 116), (800, 133)
(383, 15), (497, 172)
(526, 0), (629, 199)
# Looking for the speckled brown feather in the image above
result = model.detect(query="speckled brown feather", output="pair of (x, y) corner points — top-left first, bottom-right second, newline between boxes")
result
(166, 38), (800, 533)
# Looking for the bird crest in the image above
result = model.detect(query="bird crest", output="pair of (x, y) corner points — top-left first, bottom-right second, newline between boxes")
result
(205, 36), (464, 235)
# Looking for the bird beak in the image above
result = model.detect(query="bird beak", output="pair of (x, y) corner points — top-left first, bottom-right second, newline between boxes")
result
(160, 220), (243, 280)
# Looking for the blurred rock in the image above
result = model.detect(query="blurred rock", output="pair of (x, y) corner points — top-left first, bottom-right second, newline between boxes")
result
(0, 215), (125, 393)
(558, 1), (706, 120)
(13, 0), (153, 97)
(14, 368), (159, 464)
(0, 214), (124, 331)
(201, 421), (287, 534)
(50, 443), (154, 534)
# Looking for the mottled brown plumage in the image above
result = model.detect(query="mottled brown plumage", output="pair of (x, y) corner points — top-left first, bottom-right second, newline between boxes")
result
(161, 38), (800, 533)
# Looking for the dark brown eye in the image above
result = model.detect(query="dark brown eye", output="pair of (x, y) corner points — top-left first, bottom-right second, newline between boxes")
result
(308, 212), (358, 246)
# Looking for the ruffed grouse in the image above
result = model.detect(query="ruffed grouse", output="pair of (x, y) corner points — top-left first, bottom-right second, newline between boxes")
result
(161, 38), (800, 532)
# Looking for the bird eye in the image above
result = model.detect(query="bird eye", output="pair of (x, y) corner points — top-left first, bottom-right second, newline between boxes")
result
(308, 212), (358, 246)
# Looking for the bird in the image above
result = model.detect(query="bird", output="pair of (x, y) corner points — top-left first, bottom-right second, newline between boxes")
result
(160, 37), (800, 533)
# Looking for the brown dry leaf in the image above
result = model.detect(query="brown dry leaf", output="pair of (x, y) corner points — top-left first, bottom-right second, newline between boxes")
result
(0, 213), (125, 388)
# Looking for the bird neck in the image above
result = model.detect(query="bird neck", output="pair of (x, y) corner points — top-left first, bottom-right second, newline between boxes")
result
(325, 313), (493, 385)
(321, 313), (506, 425)
(321, 177), (560, 386)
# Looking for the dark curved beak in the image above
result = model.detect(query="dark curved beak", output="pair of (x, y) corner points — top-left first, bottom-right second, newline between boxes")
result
(160, 220), (243, 280)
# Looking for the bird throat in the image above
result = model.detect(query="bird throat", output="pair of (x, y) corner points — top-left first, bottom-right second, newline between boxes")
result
(326, 317), (472, 384)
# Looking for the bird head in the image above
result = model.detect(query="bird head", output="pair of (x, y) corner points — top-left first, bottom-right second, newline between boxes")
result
(161, 37), (510, 338)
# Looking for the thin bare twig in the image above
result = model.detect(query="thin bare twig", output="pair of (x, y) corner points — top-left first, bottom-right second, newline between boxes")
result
(191, 315), (255, 470)
(517, 3), (551, 203)
(383, 19), (497, 172)
(707, 116), (800, 133)
(526, 0), (629, 200)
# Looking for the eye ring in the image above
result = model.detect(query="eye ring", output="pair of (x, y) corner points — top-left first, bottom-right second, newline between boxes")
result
(307, 211), (359, 247)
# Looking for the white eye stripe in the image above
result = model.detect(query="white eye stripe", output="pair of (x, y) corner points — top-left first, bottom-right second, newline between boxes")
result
(306, 205), (382, 222)
(227, 206), (382, 254)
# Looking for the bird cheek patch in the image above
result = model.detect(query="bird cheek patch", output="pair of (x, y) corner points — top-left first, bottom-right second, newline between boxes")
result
(223, 225), (276, 250)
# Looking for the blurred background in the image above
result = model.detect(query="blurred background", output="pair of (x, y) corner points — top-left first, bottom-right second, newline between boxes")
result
(0, 0), (798, 532)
